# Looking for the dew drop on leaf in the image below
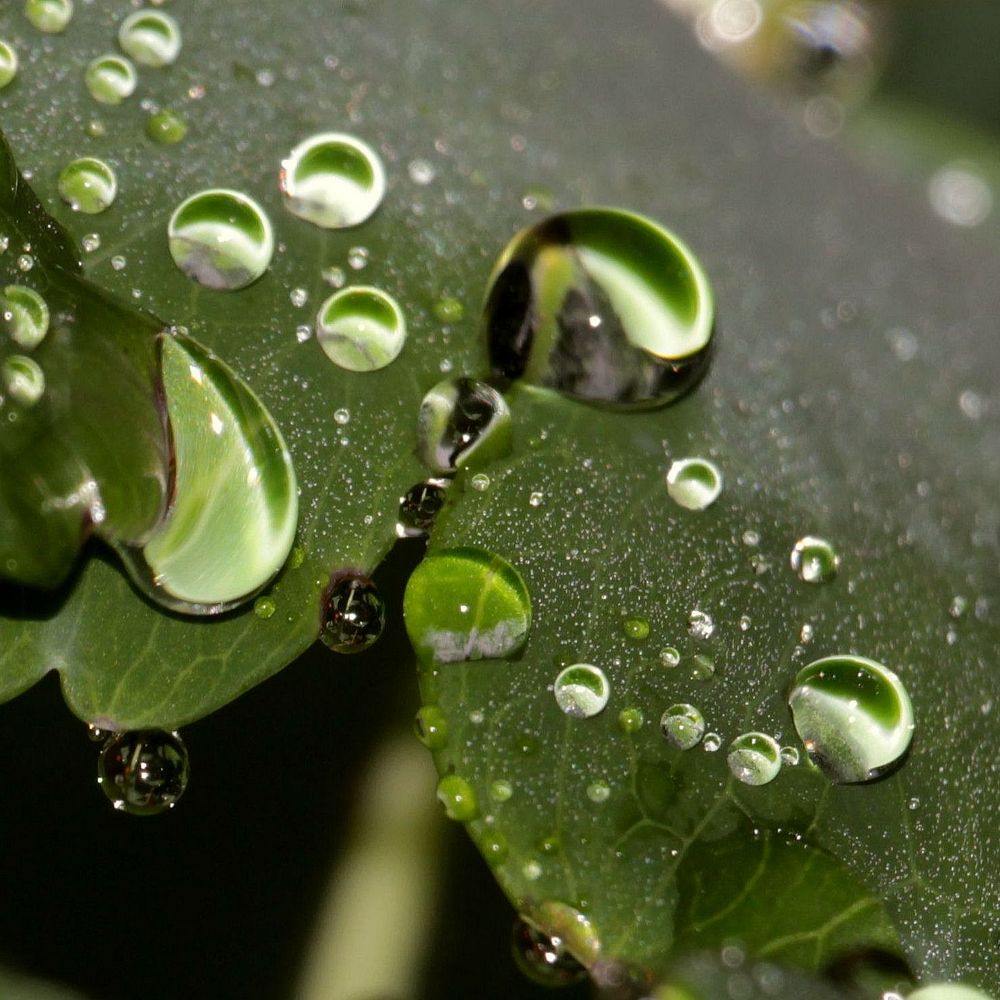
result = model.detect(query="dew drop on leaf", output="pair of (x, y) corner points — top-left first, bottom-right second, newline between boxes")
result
(703, 732), (722, 752)
(57, 157), (118, 215)
(618, 707), (644, 733)
(690, 652), (716, 681)
(279, 132), (385, 229)
(316, 286), (406, 372)
(660, 646), (681, 668)
(790, 534), (840, 583)
(319, 572), (385, 654)
(788, 654), (915, 783)
(2, 354), (45, 406)
(780, 745), (800, 766)
(432, 296), (464, 324)
(586, 779), (610, 803)
(909, 985), (996, 1000)
(97, 729), (189, 815)
(621, 614), (650, 641)
(397, 479), (448, 538)
(485, 208), (714, 409)
(24, 0), (73, 34)
(84, 55), (137, 105)
(727, 731), (782, 785)
(118, 10), (182, 68)
(553, 663), (610, 719)
(667, 457), (723, 511)
(253, 596), (276, 620)
(436, 773), (478, 821)
(413, 705), (448, 750)
(479, 829), (509, 866)
(0, 41), (19, 89)
(687, 607), (716, 640)
(511, 918), (588, 988)
(146, 109), (187, 145)
(489, 778), (513, 802)
(2, 284), (48, 349)
(660, 703), (706, 750)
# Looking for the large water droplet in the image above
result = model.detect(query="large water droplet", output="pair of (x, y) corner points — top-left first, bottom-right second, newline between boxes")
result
(2, 354), (45, 406)
(24, 0), (73, 33)
(414, 705), (448, 750)
(280, 132), (385, 229)
(168, 189), (274, 290)
(485, 208), (715, 409)
(416, 377), (512, 475)
(404, 547), (531, 664)
(0, 40), (18, 89)
(727, 732), (782, 785)
(84, 55), (137, 105)
(316, 285), (406, 372)
(790, 534), (840, 583)
(436, 773), (479, 821)
(97, 729), (189, 815)
(397, 478), (447, 538)
(57, 157), (117, 215)
(553, 663), (610, 719)
(118, 334), (298, 614)
(788, 654), (915, 784)
(319, 572), (385, 653)
(667, 457), (723, 511)
(118, 10), (182, 68)
(2, 284), (48, 349)
(660, 703), (705, 750)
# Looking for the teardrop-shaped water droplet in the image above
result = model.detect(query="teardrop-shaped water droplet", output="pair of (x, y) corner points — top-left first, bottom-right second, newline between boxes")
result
(97, 729), (189, 815)
(404, 547), (531, 664)
(414, 704), (448, 750)
(436, 773), (479, 821)
(319, 572), (385, 653)
(316, 285), (406, 372)
(118, 10), (182, 68)
(24, 0), (73, 33)
(168, 190), (273, 290)
(146, 109), (187, 145)
(117, 334), (298, 614)
(790, 534), (840, 583)
(2, 354), (45, 406)
(0, 40), (19, 89)
(660, 703), (705, 750)
(397, 478), (447, 538)
(57, 157), (117, 215)
(416, 377), (512, 475)
(84, 55), (137, 105)
(485, 208), (715, 409)
(2, 284), (48, 349)
(553, 663), (610, 719)
(280, 132), (385, 229)
(511, 919), (588, 988)
(788, 654), (915, 784)
(727, 731), (782, 785)
(667, 457), (723, 511)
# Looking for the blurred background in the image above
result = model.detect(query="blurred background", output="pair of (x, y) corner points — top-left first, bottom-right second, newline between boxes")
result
(1, 2), (998, 998)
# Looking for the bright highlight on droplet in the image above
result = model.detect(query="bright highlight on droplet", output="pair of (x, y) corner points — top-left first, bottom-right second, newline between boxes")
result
(146, 109), (187, 144)
(168, 189), (274, 291)
(790, 534), (839, 583)
(727, 731), (782, 785)
(84, 55), (137, 105)
(316, 286), (406, 372)
(24, 0), (73, 33)
(788, 654), (915, 784)
(553, 663), (610, 719)
(118, 10), (182, 68)
(436, 774), (479, 822)
(660, 703), (705, 750)
(57, 157), (118, 215)
(280, 132), (386, 229)
(2, 354), (45, 406)
(3, 284), (48, 349)
(666, 456), (722, 511)
(97, 729), (189, 815)
(0, 40), (18, 89)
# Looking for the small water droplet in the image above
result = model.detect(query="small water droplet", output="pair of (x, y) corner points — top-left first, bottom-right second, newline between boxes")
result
(253, 595), (276, 620)
(522, 859), (543, 880)
(110, 254), (127, 272)
(486, 208), (715, 408)
(436, 774), (478, 821)
(84, 54), (137, 105)
(320, 572), (385, 653)
(333, 407), (350, 426)
(87, 724), (111, 743)
(621, 615), (650, 641)
(168, 189), (274, 290)
(790, 535), (839, 583)
(511, 917), (588, 988)
(97, 730), (189, 815)
(586, 780), (610, 803)
(0, 40), (17, 90)
(118, 10), (182, 68)
(57, 157), (117, 215)
(2, 354), (45, 406)
(81, 233), (101, 253)
(16, 253), (33, 272)
(928, 163), (993, 228)
(687, 608), (715, 640)
(703, 732), (722, 752)
(280, 132), (385, 229)
(321, 265), (346, 288)
(728, 732), (782, 785)
(408, 158), (436, 185)
(908, 796), (920, 811)
(414, 705), (448, 750)
(617, 707), (644, 734)
(146, 109), (187, 144)
(397, 478), (447, 537)
(289, 287), (308, 308)
(780, 745), (800, 766)
(528, 490), (544, 508)
(690, 653), (716, 681)
(553, 663), (610, 719)
(659, 646), (681, 668)
(470, 472), (491, 492)
(739, 614), (751, 632)
(347, 246), (369, 270)
(2, 284), (48, 349)
(660, 703), (705, 750)
(490, 778), (513, 802)
(800, 623), (815, 644)
(316, 285), (406, 372)
(788, 654), (915, 784)
(24, 0), (73, 33)
(667, 457), (723, 511)
(433, 296), (464, 324)
(479, 830), (509, 866)
(741, 529), (760, 546)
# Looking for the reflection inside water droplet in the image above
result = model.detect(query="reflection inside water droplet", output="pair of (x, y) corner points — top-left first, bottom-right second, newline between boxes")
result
(25, 0), (73, 33)
(397, 479), (447, 538)
(2, 284), (48, 349)
(316, 286), (406, 372)
(98, 729), (189, 815)
(84, 55), (137, 105)
(661, 703), (705, 750)
(790, 534), (839, 583)
(667, 457), (722, 511)
(728, 731), (782, 785)
(553, 663), (610, 719)
(320, 572), (385, 653)
(118, 10), (182, 67)
(2, 354), (45, 406)
(57, 157), (118, 215)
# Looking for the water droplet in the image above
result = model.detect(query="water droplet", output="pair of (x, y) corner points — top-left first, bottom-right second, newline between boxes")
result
(690, 653), (716, 681)
(347, 246), (369, 270)
(660, 703), (706, 750)
(485, 208), (714, 408)
(728, 732), (782, 785)
(416, 377), (512, 475)
(909, 985), (994, 1000)
(118, 10), (182, 68)
(470, 472), (491, 492)
(436, 774), (478, 821)
(253, 596), (276, 620)
(404, 547), (531, 664)
(0, 41), (17, 90)
(788, 655), (915, 784)
(397, 479), (448, 538)
(84, 55), (137, 105)
(87, 724), (111, 743)
(553, 663), (610, 719)
(320, 572), (385, 653)
(289, 287), (309, 309)
(659, 646), (681, 668)
(110, 254), (127, 271)
(146, 109), (187, 144)
(479, 830), (509, 866)
(742, 529), (760, 546)
(528, 490), (544, 508)
(168, 189), (274, 290)
(928, 164), (993, 228)
(2, 284), (48, 349)
(433, 296), (464, 324)
(16, 254), (33, 272)
(780, 745), (800, 766)
(703, 732), (722, 752)
(688, 608), (715, 640)
(408, 158), (436, 185)
(97, 730), (189, 815)
(621, 615), (650, 642)
(24, 0), (73, 33)
(618, 707), (644, 733)
(790, 535), (839, 583)
(321, 265), (346, 288)
(119, 335), (298, 613)
(799, 623), (815, 644)
(414, 705), (448, 750)
(316, 286), (406, 372)
(511, 918), (588, 988)
(586, 780), (610, 803)
(2, 354), (45, 406)
(280, 132), (385, 229)
(81, 233), (101, 253)
(667, 457), (723, 511)
(490, 779), (513, 803)
(57, 157), (117, 215)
